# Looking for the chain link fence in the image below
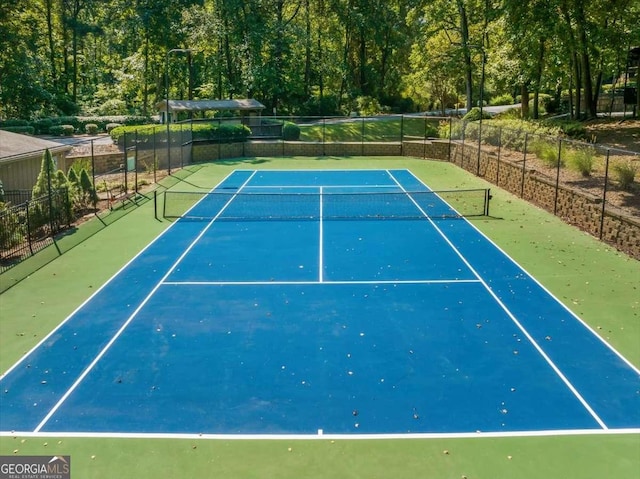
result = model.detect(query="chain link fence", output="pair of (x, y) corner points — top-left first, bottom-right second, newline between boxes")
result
(448, 118), (639, 253)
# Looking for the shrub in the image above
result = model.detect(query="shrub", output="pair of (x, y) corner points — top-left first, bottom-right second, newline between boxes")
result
(33, 118), (54, 134)
(0, 204), (24, 250)
(530, 139), (564, 168)
(282, 122), (301, 140)
(79, 168), (98, 207)
(85, 123), (99, 134)
(95, 99), (128, 116)
(489, 94), (514, 106)
(462, 107), (491, 122)
(543, 119), (586, 140)
(0, 119), (30, 127)
(0, 126), (35, 135)
(567, 147), (595, 176)
(355, 96), (383, 116)
(613, 162), (637, 190)
(50, 124), (75, 136)
(106, 122), (123, 133)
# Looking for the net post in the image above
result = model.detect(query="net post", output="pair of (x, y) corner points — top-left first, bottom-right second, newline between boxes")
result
(485, 188), (491, 216)
(162, 191), (167, 218)
(154, 190), (158, 220)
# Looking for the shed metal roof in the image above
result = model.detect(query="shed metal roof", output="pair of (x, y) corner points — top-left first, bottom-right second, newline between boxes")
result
(156, 99), (266, 113)
(0, 130), (72, 163)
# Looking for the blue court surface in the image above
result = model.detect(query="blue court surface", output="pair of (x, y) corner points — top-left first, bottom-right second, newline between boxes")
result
(1, 169), (639, 438)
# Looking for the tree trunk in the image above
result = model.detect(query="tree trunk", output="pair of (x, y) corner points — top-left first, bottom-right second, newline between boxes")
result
(532, 37), (545, 119)
(521, 85), (530, 118)
(457, 0), (473, 111)
(45, 0), (57, 89)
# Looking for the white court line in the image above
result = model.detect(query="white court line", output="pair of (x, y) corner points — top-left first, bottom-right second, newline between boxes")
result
(385, 169), (609, 430)
(319, 186), (324, 283)
(2, 428), (639, 441)
(161, 279), (482, 286)
(32, 171), (258, 433)
(0, 170), (241, 381)
(401, 168), (640, 377)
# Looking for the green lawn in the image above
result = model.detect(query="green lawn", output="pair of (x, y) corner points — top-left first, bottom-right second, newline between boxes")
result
(1, 156), (638, 479)
(298, 117), (442, 142)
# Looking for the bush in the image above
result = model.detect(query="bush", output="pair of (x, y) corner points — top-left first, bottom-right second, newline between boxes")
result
(282, 122), (301, 140)
(0, 204), (24, 250)
(85, 123), (99, 134)
(613, 162), (637, 190)
(543, 119), (586, 140)
(106, 123), (123, 133)
(0, 119), (30, 127)
(530, 139), (564, 168)
(489, 94), (514, 106)
(52, 124), (78, 136)
(95, 99), (128, 116)
(51, 124), (75, 136)
(355, 96), (384, 116)
(567, 147), (595, 176)
(462, 107), (491, 122)
(0, 126), (35, 135)
(33, 118), (54, 134)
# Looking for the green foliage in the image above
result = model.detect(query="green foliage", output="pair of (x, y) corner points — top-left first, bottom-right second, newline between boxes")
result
(79, 168), (98, 207)
(85, 123), (99, 134)
(32, 150), (56, 199)
(613, 162), (637, 190)
(462, 107), (491, 122)
(94, 99), (128, 116)
(282, 122), (301, 141)
(543, 120), (587, 140)
(110, 123), (250, 145)
(566, 147), (596, 177)
(489, 94), (514, 106)
(0, 126), (35, 135)
(354, 96), (384, 116)
(530, 140), (564, 168)
(49, 124), (75, 136)
(0, 204), (24, 250)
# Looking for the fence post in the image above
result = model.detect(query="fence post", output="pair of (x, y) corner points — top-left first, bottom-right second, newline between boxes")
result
(521, 133), (528, 198)
(134, 130), (139, 196)
(553, 138), (562, 215)
(46, 150), (54, 237)
(26, 202), (34, 255)
(322, 117), (326, 156)
(123, 132), (128, 197)
(361, 116), (365, 156)
(599, 149), (611, 239)
(152, 126), (157, 184)
(476, 118), (483, 176)
(400, 114), (404, 156)
(496, 127), (502, 185)
(447, 117), (452, 162)
(90, 139), (96, 188)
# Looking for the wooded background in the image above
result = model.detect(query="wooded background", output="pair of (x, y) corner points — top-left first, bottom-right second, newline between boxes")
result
(1, 0), (638, 120)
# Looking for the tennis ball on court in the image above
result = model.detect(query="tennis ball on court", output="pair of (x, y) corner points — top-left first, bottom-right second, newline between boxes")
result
(287, 447), (292, 452)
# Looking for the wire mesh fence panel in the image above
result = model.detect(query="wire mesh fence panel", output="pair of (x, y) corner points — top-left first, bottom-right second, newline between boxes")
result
(0, 189), (71, 273)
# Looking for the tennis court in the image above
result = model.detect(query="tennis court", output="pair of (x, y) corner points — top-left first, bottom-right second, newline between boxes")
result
(1, 168), (638, 437)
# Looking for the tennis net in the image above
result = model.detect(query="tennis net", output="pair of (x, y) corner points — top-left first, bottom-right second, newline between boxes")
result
(160, 188), (492, 221)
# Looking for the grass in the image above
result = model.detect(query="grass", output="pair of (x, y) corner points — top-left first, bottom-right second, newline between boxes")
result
(298, 117), (440, 142)
(613, 161), (637, 190)
(1, 157), (639, 478)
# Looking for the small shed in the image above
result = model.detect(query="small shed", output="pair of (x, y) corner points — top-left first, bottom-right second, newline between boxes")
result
(0, 130), (72, 194)
(156, 99), (266, 124)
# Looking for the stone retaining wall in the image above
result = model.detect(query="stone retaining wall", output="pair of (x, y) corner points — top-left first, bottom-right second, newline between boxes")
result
(446, 141), (640, 259)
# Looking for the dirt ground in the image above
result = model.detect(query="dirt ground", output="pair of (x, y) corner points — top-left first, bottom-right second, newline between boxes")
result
(585, 118), (640, 152)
